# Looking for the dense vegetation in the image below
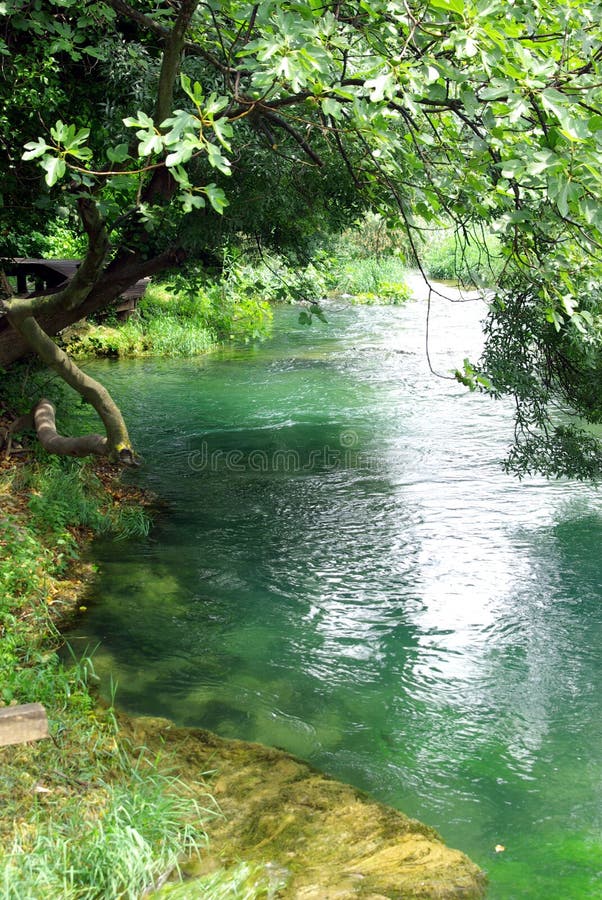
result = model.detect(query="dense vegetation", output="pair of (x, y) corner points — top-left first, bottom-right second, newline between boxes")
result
(2, 2), (602, 892)
(0, 447), (207, 897)
(1, 0), (602, 476)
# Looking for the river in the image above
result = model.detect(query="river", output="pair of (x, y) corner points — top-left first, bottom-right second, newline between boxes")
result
(68, 285), (602, 898)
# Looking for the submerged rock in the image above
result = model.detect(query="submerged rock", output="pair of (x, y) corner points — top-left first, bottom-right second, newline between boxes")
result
(125, 716), (486, 899)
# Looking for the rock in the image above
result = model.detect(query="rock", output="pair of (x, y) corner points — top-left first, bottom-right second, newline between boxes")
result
(123, 716), (486, 899)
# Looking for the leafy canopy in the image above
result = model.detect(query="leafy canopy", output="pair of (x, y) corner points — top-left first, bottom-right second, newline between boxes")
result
(3, 0), (602, 476)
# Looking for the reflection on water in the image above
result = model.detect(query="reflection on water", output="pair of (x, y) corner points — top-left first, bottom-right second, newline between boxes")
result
(68, 291), (602, 898)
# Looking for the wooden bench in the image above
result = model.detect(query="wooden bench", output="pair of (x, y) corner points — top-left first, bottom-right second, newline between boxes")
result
(2, 258), (149, 320)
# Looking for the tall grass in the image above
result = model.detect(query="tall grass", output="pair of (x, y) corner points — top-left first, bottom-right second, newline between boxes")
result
(328, 255), (411, 303)
(65, 282), (273, 359)
(420, 228), (504, 286)
(0, 454), (213, 899)
(1, 771), (208, 900)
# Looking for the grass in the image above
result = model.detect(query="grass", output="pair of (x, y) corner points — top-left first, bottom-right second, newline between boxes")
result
(420, 228), (504, 286)
(154, 861), (278, 898)
(63, 282), (273, 359)
(1, 751), (209, 900)
(0, 452), (213, 899)
(323, 255), (412, 304)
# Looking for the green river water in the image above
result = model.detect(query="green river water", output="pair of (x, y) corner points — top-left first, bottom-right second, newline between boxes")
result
(69, 288), (602, 898)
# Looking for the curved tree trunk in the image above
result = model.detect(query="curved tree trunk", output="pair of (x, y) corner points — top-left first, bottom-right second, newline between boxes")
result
(0, 1), (200, 464)
(33, 399), (110, 459)
(5, 310), (137, 465)
(0, 246), (185, 368)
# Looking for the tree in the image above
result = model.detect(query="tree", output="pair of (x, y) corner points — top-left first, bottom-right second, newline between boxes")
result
(1, 0), (602, 475)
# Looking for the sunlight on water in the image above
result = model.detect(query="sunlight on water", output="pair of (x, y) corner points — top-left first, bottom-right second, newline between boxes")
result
(68, 289), (602, 898)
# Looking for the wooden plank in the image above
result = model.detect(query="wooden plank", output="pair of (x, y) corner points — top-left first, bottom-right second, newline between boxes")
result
(2, 257), (150, 303)
(0, 703), (49, 747)
(11, 258), (78, 279)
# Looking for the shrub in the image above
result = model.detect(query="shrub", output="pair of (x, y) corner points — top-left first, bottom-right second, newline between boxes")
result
(420, 228), (504, 286)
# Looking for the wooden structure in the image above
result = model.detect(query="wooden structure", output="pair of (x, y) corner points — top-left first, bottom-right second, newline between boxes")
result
(0, 703), (49, 747)
(3, 258), (149, 319)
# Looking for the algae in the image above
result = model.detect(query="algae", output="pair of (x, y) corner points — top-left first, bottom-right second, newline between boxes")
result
(124, 716), (487, 899)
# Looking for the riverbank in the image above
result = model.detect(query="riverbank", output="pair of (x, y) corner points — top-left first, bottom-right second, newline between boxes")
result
(61, 282), (273, 359)
(0, 448), (210, 898)
(59, 255), (415, 362)
(0, 444), (486, 898)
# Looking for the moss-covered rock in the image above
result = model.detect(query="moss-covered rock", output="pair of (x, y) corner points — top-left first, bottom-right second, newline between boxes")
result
(125, 716), (486, 899)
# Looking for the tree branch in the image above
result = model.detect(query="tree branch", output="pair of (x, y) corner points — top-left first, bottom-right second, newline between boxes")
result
(106, 0), (231, 74)
(4, 195), (110, 325)
(262, 110), (324, 167)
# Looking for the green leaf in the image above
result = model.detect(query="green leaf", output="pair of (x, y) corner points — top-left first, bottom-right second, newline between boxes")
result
(180, 73), (204, 105)
(204, 93), (228, 116)
(206, 142), (231, 175)
(40, 155), (66, 187)
(22, 138), (50, 161)
(541, 88), (568, 120)
(63, 126), (90, 151)
(556, 180), (569, 216)
(500, 158), (524, 178)
(365, 72), (396, 103)
(429, 0), (464, 15)
(181, 192), (206, 213)
(107, 143), (130, 163)
(137, 132), (164, 157)
(165, 144), (195, 167)
(527, 149), (563, 177)
(50, 120), (70, 143)
(545, 306), (565, 332)
(309, 303), (328, 323)
(321, 97), (342, 118)
(162, 110), (201, 144)
(170, 166), (191, 189)
(123, 111), (154, 130)
(212, 117), (233, 151)
(204, 183), (229, 214)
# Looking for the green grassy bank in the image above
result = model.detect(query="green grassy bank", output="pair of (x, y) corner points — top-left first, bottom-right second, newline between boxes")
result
(62, 280), (273, 359)
(60, 255), (413, 362)
(0, 451), (217, 898)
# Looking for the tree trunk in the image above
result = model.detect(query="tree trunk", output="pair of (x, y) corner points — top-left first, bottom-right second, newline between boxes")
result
(0, 246), (185, 367)
(5, 309), (137, 465)
(33, 399), (111, 459)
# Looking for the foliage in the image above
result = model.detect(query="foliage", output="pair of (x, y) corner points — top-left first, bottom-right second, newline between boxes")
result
(421, 228), (504, 287)
(3, 0), (602, 475)
(329, 213), (413, 262)
(64, 279), (273, 358)
(313, 214), (412, 303)
(0, 453), (213, 898)
(34, 220), (88, 259)
(326, 255), (411, 304)
(1, 772), (206, 900)
(479, 271), (602, 479)
(0, 458), (149, 615)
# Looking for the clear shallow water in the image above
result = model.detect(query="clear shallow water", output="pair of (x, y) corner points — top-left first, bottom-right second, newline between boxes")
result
(69, 290), (602, 898)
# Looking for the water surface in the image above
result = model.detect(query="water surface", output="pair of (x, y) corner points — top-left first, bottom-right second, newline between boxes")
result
(69, 288), (602, 898)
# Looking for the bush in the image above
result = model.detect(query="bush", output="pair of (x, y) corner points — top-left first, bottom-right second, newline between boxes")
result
(66, 280), (274, 359)
(325, 255), (411, 304)
(420, 228), (504, 286)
